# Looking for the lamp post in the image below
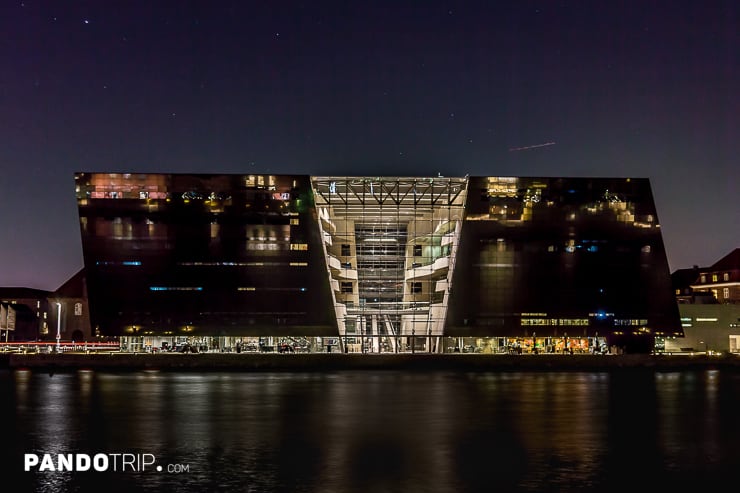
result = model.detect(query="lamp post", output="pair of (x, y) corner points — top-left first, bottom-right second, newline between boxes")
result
(55, 302), (62, 353)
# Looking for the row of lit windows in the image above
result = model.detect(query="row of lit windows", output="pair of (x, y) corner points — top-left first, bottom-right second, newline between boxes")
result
(678, 288), (732, 299)
(247, 243), (286, 251)
(521, 319), (590, 326)
(84, 189), (296, 203)
(87, 187), (290, 203)
(150, 287), (203, 291)
(339, 282), (433, 295)
(613, 319), (649, 326)
(96, 261), (142, 266)
(237, 287), (307, 292)
(98, 261), (309, 267)
(478, 241), (652, 254)
(112, 240), (305, 253)
(88, 191), (169, 199)
(681, 317), (720, 322)
(700, 273), (732, 283)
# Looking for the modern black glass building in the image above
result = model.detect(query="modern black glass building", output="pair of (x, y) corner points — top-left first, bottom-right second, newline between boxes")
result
(76, 173), (681, 353)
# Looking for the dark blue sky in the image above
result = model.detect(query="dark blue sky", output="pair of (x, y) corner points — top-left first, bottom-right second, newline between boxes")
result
(1, 1), (738, 290)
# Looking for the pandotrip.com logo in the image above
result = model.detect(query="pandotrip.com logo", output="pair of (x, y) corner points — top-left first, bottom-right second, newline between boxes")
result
(24, 453), (191, 474)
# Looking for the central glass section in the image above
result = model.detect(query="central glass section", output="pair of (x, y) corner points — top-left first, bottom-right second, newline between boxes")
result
(312, 177), (467, 353)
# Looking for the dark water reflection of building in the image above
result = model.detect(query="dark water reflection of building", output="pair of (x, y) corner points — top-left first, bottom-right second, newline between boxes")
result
(4, 370), (740, 492)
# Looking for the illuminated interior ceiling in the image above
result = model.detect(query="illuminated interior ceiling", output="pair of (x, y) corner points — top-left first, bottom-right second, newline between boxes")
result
(311, 177), (467, 216)
(311, 177), (468, 344)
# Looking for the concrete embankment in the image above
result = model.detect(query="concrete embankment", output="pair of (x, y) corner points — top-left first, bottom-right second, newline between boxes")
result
(3, 352), (740, 372)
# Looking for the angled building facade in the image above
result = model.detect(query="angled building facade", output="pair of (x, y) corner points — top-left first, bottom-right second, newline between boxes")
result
(75, 173), (682, 353)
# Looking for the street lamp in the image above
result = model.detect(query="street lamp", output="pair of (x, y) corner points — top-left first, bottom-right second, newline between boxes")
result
(55, 302), (62, 353)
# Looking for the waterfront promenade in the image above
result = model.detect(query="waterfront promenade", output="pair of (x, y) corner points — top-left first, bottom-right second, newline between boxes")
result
(3, 352), (740, 372)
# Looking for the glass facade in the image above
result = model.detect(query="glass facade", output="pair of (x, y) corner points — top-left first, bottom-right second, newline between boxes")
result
(75, 173), (337, 339)
(446, 177), (681, 353)
(76, 173), (682, 353)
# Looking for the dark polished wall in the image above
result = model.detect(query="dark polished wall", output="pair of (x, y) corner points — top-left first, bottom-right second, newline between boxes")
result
(76, 173), (337, 336)
(76, 173), (681, 350)
(445, 177), (681, 349)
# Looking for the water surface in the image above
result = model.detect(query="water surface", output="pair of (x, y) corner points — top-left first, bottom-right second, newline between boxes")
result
(2, 369), (739, 492)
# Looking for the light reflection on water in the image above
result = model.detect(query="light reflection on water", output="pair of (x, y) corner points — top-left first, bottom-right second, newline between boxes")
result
(2, 370), (740, 492)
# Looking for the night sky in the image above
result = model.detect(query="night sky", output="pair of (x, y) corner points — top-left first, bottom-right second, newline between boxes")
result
(2, 1), (737, 290)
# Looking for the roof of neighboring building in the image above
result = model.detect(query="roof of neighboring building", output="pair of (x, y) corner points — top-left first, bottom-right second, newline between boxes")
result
(672, 267), (703, 291)
(0, 287), (50, 300)
(53, 268), (86, 298)
(708, 248), (740, 272)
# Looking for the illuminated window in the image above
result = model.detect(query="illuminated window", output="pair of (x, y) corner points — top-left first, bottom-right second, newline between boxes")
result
(724, 273), (730, 281)
(724, 288), (730, 299)
(149, 286), (203, 291)
(712, 274), (718, 282)
(290, 243), (308, 251)
(614, 319), (648, 326)
(701, 275), (706, 283)
(290, 218), (299, 225)
(96, 260), (141, 266)
(247, 243), (282, 251)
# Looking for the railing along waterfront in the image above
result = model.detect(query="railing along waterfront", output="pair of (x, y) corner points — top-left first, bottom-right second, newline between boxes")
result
(0, 341), (120, 353)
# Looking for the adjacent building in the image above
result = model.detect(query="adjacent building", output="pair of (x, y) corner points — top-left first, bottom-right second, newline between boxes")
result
(690, 249), (740, 304)
(75, 173), (682, 353)
(0, 270), (94, 344)
(50, 269), (94, 343)
(665, 248), (740, 354)
(0, 288), (50, 341)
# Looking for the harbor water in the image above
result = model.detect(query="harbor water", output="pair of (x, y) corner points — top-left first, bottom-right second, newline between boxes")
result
(2, 369), (739, 492)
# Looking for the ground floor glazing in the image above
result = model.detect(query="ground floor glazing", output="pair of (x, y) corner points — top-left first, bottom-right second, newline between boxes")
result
(120, 335), (613, 354)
